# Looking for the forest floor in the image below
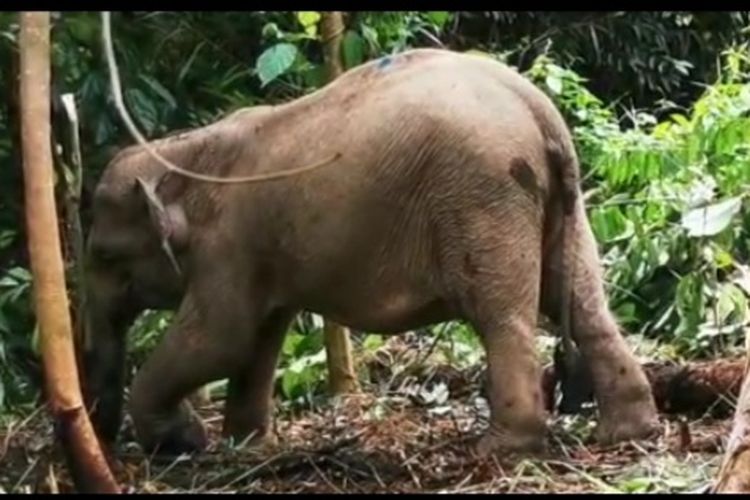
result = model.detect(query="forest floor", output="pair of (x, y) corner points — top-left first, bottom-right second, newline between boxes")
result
(0, 334), (730, 494)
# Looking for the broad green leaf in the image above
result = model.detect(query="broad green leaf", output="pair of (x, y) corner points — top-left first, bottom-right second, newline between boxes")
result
(124, 88), (158, 135)
(255, 43), (298, 87)
(302, 64), (327, 89)
(681, 196), (743, 237)
(342, 31), (364, 69)
(282, 332), (305, 357)
(716, 283), (742, 324)
(281, 370), (300, 399)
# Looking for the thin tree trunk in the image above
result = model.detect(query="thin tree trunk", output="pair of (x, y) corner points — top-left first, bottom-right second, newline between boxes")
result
(55, 93), (89, 364)
(712, 354), (750, 493)
(319, 11), (359, 395)
(19, 11), (119, 494)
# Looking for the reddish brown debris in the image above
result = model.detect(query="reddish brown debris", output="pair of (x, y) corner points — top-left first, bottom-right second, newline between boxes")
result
(542, 357), (747, 418)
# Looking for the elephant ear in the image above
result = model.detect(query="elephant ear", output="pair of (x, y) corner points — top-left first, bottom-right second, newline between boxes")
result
(134, 176), (187, 276)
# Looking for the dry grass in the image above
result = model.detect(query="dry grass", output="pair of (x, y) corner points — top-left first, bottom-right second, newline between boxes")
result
(0, 336), (729, 493)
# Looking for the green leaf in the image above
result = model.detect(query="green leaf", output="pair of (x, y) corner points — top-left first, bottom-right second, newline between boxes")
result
(716, 284), (740, 324)
(282, 332), (305, 357)
(255, 43), (298, 87)
(425, 11), (450, 29)
(0, 309), (9, 334)
(545, 74), (563, 95)
(714, 247), (735, 268)
(295, 11), (320, 38)
(681, 196), (743, 237)
(138, 75), (177, 109)
(618, 477), (655, 493)
(362, 334), (384, 352)
(261, 22), (281, 40)
(360, 24), (380, 53)
(296, 11), (321, 32)
(177, 42), (206, 84)
(281, 370), (301, 399)
(342, 31), (364, 69)
(124, 88), (158, 135)
(302, 64), (327, 89)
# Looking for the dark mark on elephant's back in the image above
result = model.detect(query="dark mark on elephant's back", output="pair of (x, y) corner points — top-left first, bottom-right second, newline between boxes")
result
(377, 56), (393, 70)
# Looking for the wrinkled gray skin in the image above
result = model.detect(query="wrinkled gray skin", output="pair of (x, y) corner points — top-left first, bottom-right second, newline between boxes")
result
(83, 49), (659, 456)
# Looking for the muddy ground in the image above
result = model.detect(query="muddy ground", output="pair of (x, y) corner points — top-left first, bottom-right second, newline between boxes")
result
(0, 335), (730, 493)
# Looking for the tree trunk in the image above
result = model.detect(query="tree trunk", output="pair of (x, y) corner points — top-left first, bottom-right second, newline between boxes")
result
(319, 11), (359, 396)
(712, 355), (750, 493)
(54, 93), (89, 371)
(19, 11), (119, 494)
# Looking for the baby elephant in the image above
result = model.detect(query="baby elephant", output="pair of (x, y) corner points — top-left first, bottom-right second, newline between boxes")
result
(83, 48), (659, 457)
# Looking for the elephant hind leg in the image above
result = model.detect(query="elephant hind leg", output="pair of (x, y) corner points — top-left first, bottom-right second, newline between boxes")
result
(542, 203), (659, 444)
(222, 308), (295, 447)
(454, 209), (548, 456)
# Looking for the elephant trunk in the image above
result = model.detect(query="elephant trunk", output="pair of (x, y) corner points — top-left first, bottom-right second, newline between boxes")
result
(81, 265), (138, 446)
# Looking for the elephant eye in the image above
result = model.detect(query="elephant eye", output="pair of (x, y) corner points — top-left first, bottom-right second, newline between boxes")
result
(94, 248), (119, 263)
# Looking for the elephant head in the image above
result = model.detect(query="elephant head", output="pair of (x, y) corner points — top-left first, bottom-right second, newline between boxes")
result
(82, 150), (190, 445)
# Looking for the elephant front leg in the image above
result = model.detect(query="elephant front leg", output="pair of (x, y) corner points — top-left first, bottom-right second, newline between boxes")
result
(129, 295), (256, 455)
(222, 309), (294, 448)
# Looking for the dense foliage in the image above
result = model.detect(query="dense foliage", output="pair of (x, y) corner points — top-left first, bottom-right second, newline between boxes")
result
(1, 11), (749, 413)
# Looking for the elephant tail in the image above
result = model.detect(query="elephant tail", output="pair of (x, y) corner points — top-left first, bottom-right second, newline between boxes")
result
(545, 132), (582, 382)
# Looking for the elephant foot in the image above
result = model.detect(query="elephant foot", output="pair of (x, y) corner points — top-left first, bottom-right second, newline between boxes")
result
(473, 426), (547, 459)
(221, 430), (278, 454)
(136, 407), (209, 457)
(596, 406), (661, 446)
(222, 413), (278, 450)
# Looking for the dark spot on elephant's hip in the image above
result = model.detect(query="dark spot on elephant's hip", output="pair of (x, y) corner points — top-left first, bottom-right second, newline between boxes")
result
(509, 157), (540, 202)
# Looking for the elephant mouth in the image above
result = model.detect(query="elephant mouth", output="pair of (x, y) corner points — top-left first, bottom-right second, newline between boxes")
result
(128, 282), (180, 311)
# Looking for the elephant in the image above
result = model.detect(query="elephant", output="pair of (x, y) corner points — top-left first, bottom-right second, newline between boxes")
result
(82, 48), (660, 457)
